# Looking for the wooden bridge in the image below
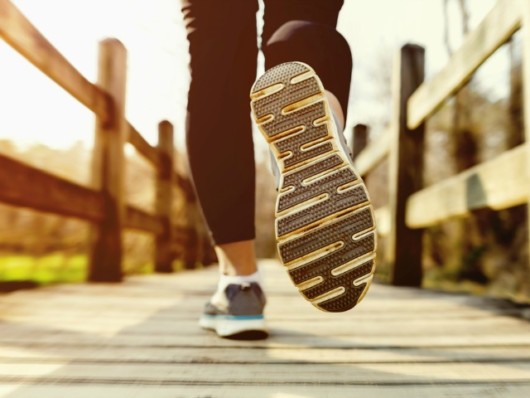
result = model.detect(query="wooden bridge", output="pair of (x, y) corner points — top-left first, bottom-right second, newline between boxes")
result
(0, 261), (528, 397)
(0, 0), (530, 396)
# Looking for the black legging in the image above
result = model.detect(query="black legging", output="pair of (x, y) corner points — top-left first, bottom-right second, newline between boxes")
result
(181, 0), (352, 244)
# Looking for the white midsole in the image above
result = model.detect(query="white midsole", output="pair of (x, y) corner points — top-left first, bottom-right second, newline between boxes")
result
(199, 315), (267, 337)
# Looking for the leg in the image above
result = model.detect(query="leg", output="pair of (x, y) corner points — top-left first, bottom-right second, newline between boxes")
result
(215, 240), (257, 276)
(262, 2), (352, 124)
(181, 0), (258, 275)
(181, 0), (267, 339)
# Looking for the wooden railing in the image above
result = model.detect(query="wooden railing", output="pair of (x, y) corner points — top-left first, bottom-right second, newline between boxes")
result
(351, 0), (529, 286)
(0, 0), (213, 282)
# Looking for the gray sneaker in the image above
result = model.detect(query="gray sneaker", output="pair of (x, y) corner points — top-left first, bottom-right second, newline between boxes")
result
(199, 282), (268, 339)
(250, 62), (377, 313)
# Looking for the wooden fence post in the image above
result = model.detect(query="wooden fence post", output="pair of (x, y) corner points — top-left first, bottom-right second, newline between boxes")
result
(155, 120), (175, 273)
(387, 44), (426, 287)
(521, 0), (530, 285)
(352, 124), (369, 160)
(183, 221), (199, 270)
(88, 39), (127, 282)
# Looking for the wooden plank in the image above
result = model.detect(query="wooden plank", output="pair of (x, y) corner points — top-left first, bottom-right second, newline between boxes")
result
(1, 361), (530, 385)
(522, 0), (530, 305)
(0, 384), (528, 398)
(408, 0), (522, 128)
(128, 124), (159, 167)
(0, 315), (527, 337)
(354, 130), (391, 176)
(155, 121), (175, 273)
(0, 153), (104, 221)
(174, 173), (194, 201)
(375, 206), (390, 237)
(0, 296), (522, 318)
(0, 287), (515, 311)
(406, 144), (527, 228)
(0, 0), (111, 122)
(1, 305), (525, 321)
(88, 39), (128, 282)
(1, 330), (529, 349)
(387, 44), (426, 287)
(124, 206), (163, 235)
(2, 345), (530, 365)
(0, 260), (529, 397)
(352, 124), (368, 160)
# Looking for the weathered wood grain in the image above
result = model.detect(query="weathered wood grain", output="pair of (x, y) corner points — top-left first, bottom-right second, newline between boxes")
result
(0, 384), (528, 398)
(2, 345), (530, 365)
(1, 361), (530, 384)
(88, 39), (128, 282)
(155, 121), (175, 272)
(0, 153), (104, 221)
(375, 206), (390, 237)
(0, 261), (529, 396)
(408, 0), (522, 128)
(352, 124), (368, 160)
(521, 0), (530, 303)
(124, 206), (164, 235)
(406, 144), (527, 228)
(387, 44), (425, 287)
(354, 130), (391, 176)
(128, 124), (159, 167)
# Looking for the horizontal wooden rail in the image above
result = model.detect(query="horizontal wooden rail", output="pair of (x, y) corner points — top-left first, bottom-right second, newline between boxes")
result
(406, 144), (527, 229)
(374, 206), (390, 237)
(128, 124), (160, 167)
(175, 173), (195, 201)
(407, 0), (522, 129)
(354, 130), (391, 176)
(124, 206), (164, 235)
(0, 0), (111, 123)
(0, 153), (105, 221)
(0, 153), (170, 236)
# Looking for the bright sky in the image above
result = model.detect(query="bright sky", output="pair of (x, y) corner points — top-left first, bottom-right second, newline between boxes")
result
(0, 0), (502, 152)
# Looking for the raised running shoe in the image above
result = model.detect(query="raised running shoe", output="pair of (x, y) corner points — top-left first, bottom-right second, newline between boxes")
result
(250, 61), (376, 312)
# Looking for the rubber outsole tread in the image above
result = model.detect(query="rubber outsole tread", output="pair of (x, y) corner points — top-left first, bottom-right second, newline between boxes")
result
(250, 62), (377, 312)
(222, 330), (269, 341)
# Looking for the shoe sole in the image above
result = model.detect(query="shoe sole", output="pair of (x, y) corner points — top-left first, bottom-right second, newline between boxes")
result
(250, 62), (377, 312)
(200, 315), (268, 340)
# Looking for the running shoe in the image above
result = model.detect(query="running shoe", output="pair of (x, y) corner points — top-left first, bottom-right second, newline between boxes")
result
(250, 61), (376, 312)
(199, 282), (268, 339)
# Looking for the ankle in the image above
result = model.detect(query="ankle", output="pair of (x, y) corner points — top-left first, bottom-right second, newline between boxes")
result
(215, 240), (258, 276)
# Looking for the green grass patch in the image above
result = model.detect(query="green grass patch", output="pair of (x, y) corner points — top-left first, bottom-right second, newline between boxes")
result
(0, 253), (203, 287)
(423, 267), (487, 295)
(0, 254), (87, 285)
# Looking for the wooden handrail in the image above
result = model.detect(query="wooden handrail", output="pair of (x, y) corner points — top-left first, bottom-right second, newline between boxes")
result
(0, 0), (111, 123)
(128, 124), (160, 168)
(354, 129), (391, 176)
(0, 0), (213, 282)
(407, 0), (522, 129)
(356, 1), (529, 293)
(0, 153), (105, 222)
(406, 144), (528, 229)
(125, 206), (165, 235)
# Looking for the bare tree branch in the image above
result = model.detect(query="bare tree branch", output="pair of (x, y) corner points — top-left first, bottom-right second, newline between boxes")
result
(443, 0), (453, 56)
(458, 0), (470, 35)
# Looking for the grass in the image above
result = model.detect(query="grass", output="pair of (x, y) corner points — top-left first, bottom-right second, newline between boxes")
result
(0, 253), (180, 286)
(0, 254), (87, 284)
